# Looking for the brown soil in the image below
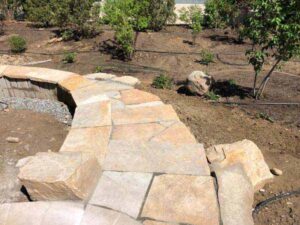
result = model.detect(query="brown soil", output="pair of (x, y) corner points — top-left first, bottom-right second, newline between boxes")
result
(1, 21), (299, 224)
(0, 109), (68, 203)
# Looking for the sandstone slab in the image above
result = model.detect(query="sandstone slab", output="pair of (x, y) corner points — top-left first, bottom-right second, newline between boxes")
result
(60, 127), (112, 164)
(143, 221), (178, 225)
(2, 65), (32, 79)
(103, 141), (210, 176)
(112, 76), (140, 86)
(112, 123), (165, 142)
(18, 152), (100, 201)
(112, 105), (179, 125)
(120, 89), (160, 105)
(59, 75), (95, 92)
(2, 201), (84, 225)
(215, 164), (254, 225)
(90, 171), (152, 218)
(72, 101), (111, 128)
(80, 205), (142, 225)
(0, 65), (8, 77)
(71, 81), (132, 105)
(206, 139), (273, 190)
(85, 73), (116, 81)
(141, 174), (220, 225)
(151, 122), (197, 146)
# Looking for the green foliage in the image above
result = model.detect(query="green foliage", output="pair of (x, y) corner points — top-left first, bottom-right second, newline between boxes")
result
(205, 91), (220, 101)
(199, 49), (215, 65)
(95, 66), (103, 73)
(257, 112), (274, 123)
(62, 52), (76, 64)
(24, 0), (52, 26)
(152, 74), (172, 89)
(115, 21), (135, 60)
(9, 35), (26, 53)
(179, 6), (203, 45)
(243, 0), (300, 98)
(61, 30), (74, 41)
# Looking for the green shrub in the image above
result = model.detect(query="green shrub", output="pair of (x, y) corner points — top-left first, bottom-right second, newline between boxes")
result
(205, 91), (220, 101)
(24, 0), (53, 26)
(199, 50), (215, 65)
(95, 66), (103, 73)
(61, 30), (74, 41)
(9, 35), (27, 53)
(152, 74), (172, 89)
(179, 6), (203, 45)
(62, 52), (76, 64)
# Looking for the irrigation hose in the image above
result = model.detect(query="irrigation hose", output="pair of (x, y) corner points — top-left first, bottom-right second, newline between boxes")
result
(214, 101), (300, 106)
(253, 190), (300, 215)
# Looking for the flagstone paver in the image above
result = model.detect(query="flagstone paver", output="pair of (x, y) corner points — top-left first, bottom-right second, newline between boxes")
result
(60, 127), (112, 164)
(72, 101), (111, 128)
(103, 141), (210, 176)
(120, 89), (161, 105)
(90, 171), (152, 218)
(112, 123), (166, 142)
(112, 76), (141, 86)
(85, 73), (116, 81)
(143, 221), (178, 225)
(112, 105), (179, 125)
(59, 75), (95, 92)
(141, 174), (220, 225)
(80, 205), (142, 225)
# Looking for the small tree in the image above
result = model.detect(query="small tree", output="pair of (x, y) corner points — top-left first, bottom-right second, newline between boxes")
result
(24, 0), (53, 26)
(243, 0), (300, 99)
(179, 6), (203, 46)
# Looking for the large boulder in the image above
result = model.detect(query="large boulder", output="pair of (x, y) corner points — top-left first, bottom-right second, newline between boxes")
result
(17, 152), (100, 201)
(206, 139), (273, 191)
(186, 71), (214, 96)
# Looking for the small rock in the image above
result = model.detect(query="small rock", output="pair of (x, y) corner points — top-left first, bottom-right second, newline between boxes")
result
(270, 168), (283, 176)
(259, 188), (266, 193)
(4, 108), (9, 112)
(186, 71), (214, 96)
(6, 137), (20, 143)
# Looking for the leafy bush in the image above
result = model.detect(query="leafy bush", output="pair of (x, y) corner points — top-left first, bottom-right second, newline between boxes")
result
(179, 6), (203, 45)
(205, 91), (220, 101)
(95, 66), (103, 73)
(152, 74), (173, 89)
(24, 0), (53, 26)
(243, 0), (300, 99)
(9, 35), (26, 53)
(199, 50), (215, 65)
(61, 30), (74, 41)
(62, 52), (76, 64)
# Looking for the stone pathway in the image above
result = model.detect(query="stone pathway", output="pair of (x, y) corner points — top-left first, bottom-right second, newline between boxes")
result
(0, 66), (273, 225)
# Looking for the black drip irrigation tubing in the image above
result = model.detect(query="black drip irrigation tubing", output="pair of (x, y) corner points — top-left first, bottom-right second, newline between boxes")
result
(253, 190), (300, 215)
(214, 101), (300, 106)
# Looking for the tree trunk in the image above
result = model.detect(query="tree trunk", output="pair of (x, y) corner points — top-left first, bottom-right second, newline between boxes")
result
(253, 71), (258, 97)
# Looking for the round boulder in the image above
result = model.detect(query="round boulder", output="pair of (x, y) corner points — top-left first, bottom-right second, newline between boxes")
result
(186, 71), (214, 96)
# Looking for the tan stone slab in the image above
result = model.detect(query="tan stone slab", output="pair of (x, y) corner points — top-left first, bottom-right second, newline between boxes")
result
(18, 152), (100, 201)
(120, 89), (161, 105)
(89, 171), (152, 218)
(71, 81), (132, 105)
(112, 76), (140, 86)
(2, 201), (84, 225)
(151, 122), (197, 146)
(81, 205), (142, 225)
(2, 65), (31, 79)
(0, 204), (9, 225)
(85, 73), (116, 80)
(112, 123), (165, 142)
(112, 105), (179, 125)
(60, 126), (112, 165)
(143, 221), (178, 225)
(206, 139), (273, 190)
(59, 75), (95, 92)
(72, 101), (111, 128)
(141, 174), (220, 225)
(0, 65), (8, 77)
(215, 164), (254, 225)
(103, 141), (210, 176)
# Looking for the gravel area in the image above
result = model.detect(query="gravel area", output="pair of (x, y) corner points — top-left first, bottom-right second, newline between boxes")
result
(0, 97), (72, 125)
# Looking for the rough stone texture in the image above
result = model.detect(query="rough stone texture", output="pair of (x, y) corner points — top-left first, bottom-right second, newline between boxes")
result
(18, 152), (100, 201)
(1, 201), (84, 225)
(215, 164), (254, 225)
(90, 171), (152, 218)
(151, 122), (197, 146)
(120, 89), (161, 105)
(72, 101), (111, 128)
(186, 71), (214, 96)
(85, 73), (116, 81)
(71, 81), (132, 105)
(0, 65), (7, 77)
(80, 205), (142, 225)
(206, 139), (273, 190)
(112, 123), (166, 142)
(103, 141), (210, 176)
(112, 105), (179, 125)
(60, 127), (112, 165)
(59, 76), (95, 92)
(141, 174), (220, 225)
(112, 76), (141, 86)
(143, 221), (178, 225)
